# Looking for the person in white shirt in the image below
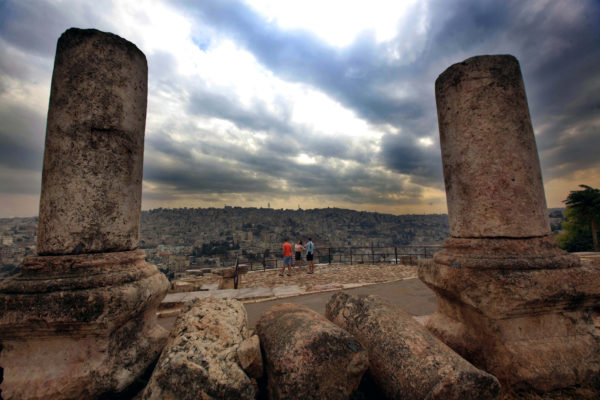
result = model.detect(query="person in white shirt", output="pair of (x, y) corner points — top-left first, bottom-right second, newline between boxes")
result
(305, 238), (315, 274)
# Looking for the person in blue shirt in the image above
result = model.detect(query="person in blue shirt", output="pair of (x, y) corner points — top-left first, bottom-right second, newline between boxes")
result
(305, 238), (315, 274)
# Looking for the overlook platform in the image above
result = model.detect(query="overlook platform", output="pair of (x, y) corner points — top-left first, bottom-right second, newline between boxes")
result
(158, 263), (430, 328)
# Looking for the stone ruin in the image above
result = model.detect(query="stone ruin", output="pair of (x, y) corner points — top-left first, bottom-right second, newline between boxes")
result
(0, 28), (169, 399)
(1, 28), (599, 400)
(419, 55), (600, 392)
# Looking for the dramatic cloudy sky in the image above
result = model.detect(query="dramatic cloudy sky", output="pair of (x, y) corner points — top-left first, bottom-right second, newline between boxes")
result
(0, 0), (599, 217)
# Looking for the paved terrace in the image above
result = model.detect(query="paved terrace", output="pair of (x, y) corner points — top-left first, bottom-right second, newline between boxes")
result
(158, 263), (436, 331)
(244, 262), (418, 289)
(162, 263), (419, 307)
(159, 253), (600, 325)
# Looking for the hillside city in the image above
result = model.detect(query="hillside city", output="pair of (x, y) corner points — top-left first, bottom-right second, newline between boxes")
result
(0, 207), (565, 281)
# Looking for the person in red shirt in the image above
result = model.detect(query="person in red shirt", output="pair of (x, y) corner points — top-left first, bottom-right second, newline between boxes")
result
(281, 239), (293, 276)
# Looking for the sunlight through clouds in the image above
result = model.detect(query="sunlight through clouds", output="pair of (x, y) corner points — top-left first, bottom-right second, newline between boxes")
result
(138, 16), (387, 168)
(295, 153), (317, 165)
(245, 0), (419, 47)
(418, 137), (434, 147)
(112, 0), (193, 56)
(0, 0), (598, 217)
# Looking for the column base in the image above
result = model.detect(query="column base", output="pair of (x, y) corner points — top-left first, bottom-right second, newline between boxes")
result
(433, 236), (580, 269)
(0, 250), (170, 400)
(419, 247), (600, 392)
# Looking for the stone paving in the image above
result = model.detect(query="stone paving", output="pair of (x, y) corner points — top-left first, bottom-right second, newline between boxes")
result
(242, 263), (418, 291)
(160, 263), (419, 312)
(174, 263), (418, 292)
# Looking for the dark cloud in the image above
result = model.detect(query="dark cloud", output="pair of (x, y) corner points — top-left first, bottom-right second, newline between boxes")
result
(428, 0), (511, 54)
(143, 140), (276, 195)
(144, 126), (423, 206)
(187, 86), (295, 136)
(0, 1), (108, 58)
(0, 40), (53, 83)
(380, 133), (443, 187)
(1, 0), (598, 216)
(176, 0), (426, 124)
(168, 0), (448, 190)
(175, 0), (599, 188)
(0, 168), (41, 195)
(0, 102), (45, 172)
(144, 161), (275, 194)
(424, 0), (600, 182)
(302, 136), (355, 161)
(505, 3), (600, 182)
(0, 131), (43, 171)
(0, 1), (65, 57)
(540, 122), (600, 180)
(186, 83), (366, 164)
(289, 164), (419, 206)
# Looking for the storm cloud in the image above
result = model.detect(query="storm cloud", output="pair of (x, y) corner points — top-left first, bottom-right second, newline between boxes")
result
(0, 0), (598, 217)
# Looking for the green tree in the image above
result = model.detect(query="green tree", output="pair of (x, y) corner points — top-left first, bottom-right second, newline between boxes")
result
(557, 208), (593, 252)
(559, 185), (600, 251)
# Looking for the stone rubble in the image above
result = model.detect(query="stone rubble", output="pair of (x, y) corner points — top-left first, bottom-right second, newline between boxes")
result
(256, 303), (369, 400)
(236, 334), (264, 379)
(326, 292), (501, 400)
(143, 297), (257, 400)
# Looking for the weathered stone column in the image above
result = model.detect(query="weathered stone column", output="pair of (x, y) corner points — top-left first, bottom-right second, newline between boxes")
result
(438, 55), (549, 238)
(419, 55), (600, 392)
(0, 28), (169, 399)
(37, 26), (147, 255)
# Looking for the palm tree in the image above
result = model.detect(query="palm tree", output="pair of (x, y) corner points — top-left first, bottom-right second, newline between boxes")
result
(564, 185), (600, 251)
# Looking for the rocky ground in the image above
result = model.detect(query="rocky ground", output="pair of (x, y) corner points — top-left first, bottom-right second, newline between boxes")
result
(155, 261), (600, 400)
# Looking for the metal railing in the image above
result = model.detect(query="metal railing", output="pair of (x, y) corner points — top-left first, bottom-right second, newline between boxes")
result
(230, 245), (443, 272)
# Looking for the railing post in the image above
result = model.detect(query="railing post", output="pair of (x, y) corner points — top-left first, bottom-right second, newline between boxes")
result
(328, 247), (331, 264)
(395, 246), (398, 264)
(234, 255), (239, 289)
(371, 242), (374, 264)
(350, 247), (352, 265)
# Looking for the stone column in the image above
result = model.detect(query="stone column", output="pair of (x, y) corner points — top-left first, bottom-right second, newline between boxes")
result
(419, 55), (600, 392)
(437, 55), (549, 238)
(0, 28), (169, 400)
(37, 26), (147, 255)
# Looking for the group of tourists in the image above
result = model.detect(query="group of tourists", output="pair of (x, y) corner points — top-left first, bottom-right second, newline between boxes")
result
(280, 238), (315, 276)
